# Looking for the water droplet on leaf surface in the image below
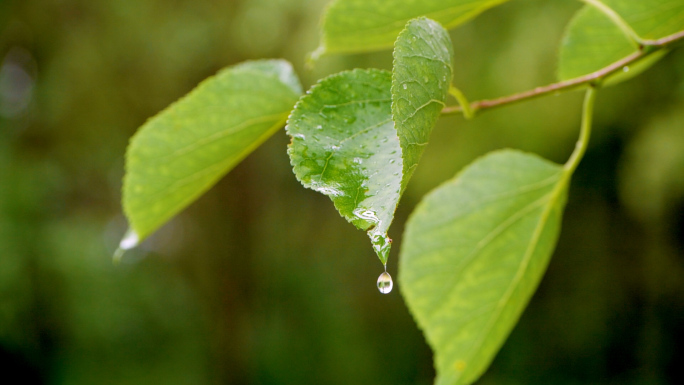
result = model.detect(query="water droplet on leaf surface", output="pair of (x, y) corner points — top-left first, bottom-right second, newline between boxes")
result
(377, 271), (393, 294)
(369, 230), (391, 265)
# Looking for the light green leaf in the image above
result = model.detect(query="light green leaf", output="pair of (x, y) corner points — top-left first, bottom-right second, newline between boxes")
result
(557, 5), (667, 83)
(123, 59), (302, 244)
(287, 69), (402, 265)
(590, 0), (684, 40)
(399, 149), (569, 385)
(392, 17), (453, 191)
(312, 0), (509, 58)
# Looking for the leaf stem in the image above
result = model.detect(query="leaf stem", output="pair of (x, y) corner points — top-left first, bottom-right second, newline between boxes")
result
(448, 85), (474, 119)
(642, 30), (684, 47)
(564, 86), (596, 174)
(441, 29), (684, 116)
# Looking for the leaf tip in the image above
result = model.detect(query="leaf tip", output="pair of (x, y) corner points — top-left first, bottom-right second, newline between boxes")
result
(113, 228), (139, 264)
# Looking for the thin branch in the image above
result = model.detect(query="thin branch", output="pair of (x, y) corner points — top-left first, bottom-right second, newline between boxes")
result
(642, 30), (684, 47)
(442, 29), (684, 116)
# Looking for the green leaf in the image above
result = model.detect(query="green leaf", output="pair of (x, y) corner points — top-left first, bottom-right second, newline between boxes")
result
(392, 17), (454, 191)
(287, 69), (402, 265)
(558, 5), (635, 80)
(557, 5), (667, 83)
(312, 0), (509, 58)
(591, 0), (684, 40)
(123, 59), (302, 244)
(399, 149), (569, 385)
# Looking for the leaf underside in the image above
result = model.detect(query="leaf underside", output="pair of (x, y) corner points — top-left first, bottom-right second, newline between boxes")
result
(558, 5), (635, 81)
(314, 0), (509, 57)
(123, 59), (302, 242)
(399, 149), (569, 385)
(557, 4), (668, 84)
(598, 0), (684, 40)
(392, 17), (454, 192)
(286, 69), (402, 265)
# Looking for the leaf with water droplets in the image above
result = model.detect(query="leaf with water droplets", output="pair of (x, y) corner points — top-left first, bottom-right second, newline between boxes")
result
(123, 59), (301, 244)
(287, 69), (402, 265)
(557, 4), (667, 84)
(399, 150), (570, 385)
(312, 0), (509, 58)
(392, 17), (453, 191)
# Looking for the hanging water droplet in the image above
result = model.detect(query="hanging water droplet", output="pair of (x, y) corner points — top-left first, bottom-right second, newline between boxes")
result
(402, 84), (407, 90)
(377, 271), (393, 294)
(622, 66), (629, 72)
(316, 124), (323, 130)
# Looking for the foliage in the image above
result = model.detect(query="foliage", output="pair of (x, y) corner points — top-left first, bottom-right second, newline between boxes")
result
(0, 0), (684, 384)
(122, 60), (302, 245)
(115, 0), (684, 383)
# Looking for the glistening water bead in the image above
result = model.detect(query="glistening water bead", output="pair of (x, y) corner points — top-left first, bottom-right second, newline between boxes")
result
(377, 271), (393, 294)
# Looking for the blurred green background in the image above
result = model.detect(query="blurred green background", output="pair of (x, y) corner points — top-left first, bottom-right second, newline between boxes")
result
(1, 0), (683, 384)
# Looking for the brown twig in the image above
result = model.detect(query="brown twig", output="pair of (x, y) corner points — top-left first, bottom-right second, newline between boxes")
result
(441, 29), (684, 116)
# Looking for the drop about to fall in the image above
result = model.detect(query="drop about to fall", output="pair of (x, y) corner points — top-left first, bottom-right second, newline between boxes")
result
(377, 271), (393, 294)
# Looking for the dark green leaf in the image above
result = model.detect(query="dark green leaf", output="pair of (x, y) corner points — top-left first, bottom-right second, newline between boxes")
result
(123, 60), (301, 245)
(400, 150), (569, 385)
(392, 17), (453, 190)
(287, 69), (402, 265)
(312, 0), (509, 58)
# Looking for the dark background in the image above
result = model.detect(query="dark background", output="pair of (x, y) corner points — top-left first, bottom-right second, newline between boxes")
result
(1, 0), (683, 384)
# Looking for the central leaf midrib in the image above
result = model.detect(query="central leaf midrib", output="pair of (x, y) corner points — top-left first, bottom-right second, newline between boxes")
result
(426, 191), (552, 320)
(453, 171), (569, 377)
